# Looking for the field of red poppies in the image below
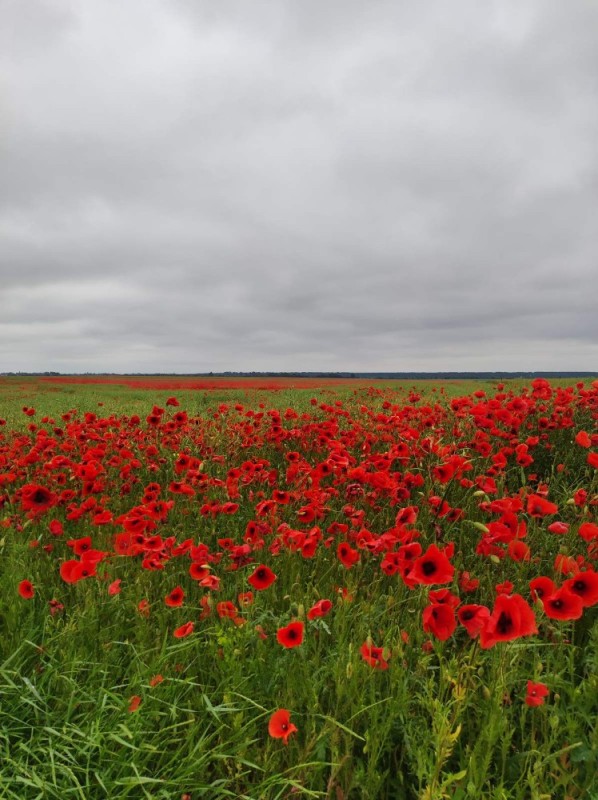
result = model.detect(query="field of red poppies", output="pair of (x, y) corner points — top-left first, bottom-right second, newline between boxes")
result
(1, 376), (597, 799)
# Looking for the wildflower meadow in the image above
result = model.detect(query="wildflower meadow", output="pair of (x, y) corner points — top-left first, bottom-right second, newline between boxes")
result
(0, 376), (596, 799)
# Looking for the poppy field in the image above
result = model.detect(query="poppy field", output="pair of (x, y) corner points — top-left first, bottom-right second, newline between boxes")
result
(1, 376), (597, 799)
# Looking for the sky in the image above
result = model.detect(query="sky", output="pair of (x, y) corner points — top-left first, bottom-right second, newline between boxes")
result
(1, 0), (597, 373)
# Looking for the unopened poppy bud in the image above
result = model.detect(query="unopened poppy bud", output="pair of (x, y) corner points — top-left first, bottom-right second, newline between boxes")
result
(346, 662), (353, 679)
(482, 686), (491, 700)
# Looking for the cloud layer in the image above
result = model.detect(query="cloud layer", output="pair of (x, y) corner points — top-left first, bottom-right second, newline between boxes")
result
(2, 0), (597, 372)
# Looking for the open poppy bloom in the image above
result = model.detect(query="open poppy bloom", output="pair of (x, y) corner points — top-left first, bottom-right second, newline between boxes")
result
(422, 603), (456, 641)
(276, 621), (304, 648)
(18, 580), (35, 599)
(563, 570), (598, 607)
(480, 594), (538, 649)
(268, 709), (297, 744)
(248, 565), (277, 590)
(360, 640), (390, 670)
(408, 544), (454, 586)
(165, 586), (185, 607)
(525, 681), (549, 707)
(542, 586), (583, 620)
(458, 604), (490, 638)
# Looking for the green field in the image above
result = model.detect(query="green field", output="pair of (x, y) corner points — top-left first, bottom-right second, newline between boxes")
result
(1, 376), (597, 799)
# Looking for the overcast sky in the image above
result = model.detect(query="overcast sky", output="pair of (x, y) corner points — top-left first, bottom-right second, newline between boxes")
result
(1, 0), (597, 373)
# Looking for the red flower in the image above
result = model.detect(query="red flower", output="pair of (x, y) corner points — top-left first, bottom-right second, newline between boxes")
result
(422, 603), (456, 641)
(276, 621), (304, 648)
(59, 559), (96, 584)
(507, 540), (530, 562)
(307, 599), (333, 620)
(165, 586), (185, 607)
(360, 641), (390, 670)
(428, 588), (460, 608)
(480, 594), (538, 649)
(238, 591), (254, 607)
(20, 483), (57, 515)
(108, 579), (122, 596)
(526, 494), (558, 518)
(408, 544), (454, 586)
(268, 709), (297, 745)
(149, 674), (164, 687)
(525, 681), (549, 707)
(128, 695), (142, 713)
(248, 565), (277, 590)
(563, 570), (598, 607)
(548, 521), (569, 535)
(138, 598), (150, 618)
(495, 580), (514, 595)
(173, 621), (195, 638)
(18, 580), (35, 599)
(459, 571), (480, 593)
(578, 522), (598, 542)
(575, 430), (591, 447)
(458, 604), (490, 638)
(529, 576), (555, 602)
(217, 601), (237, 619)
(337, 542), (360, 569)
(542, 587), (583, 620)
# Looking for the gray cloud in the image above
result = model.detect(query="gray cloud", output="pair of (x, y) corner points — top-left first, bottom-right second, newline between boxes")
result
(1, 0), (597, 372)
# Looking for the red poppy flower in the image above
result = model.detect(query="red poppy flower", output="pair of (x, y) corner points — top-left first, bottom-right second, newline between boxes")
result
(48, 520), (64, 537)
(337, 542), (360, 569)
(276, 621), (304, 648)
(428, 588), (460, 608)
(458, 604), (490, 638)
(495, 580), (514, 595)
(173, 621), (195, 638)
(525, 681), (549, 707)
(18, 580), (35, 599)
(542, 587), (583, 620)
(138, 598), (150, 618)
(529, 576), (555, 602)
(59, 559), (96, 584)
(409, 544), (454, 586)
(526, 494), (558, 518)
(217, 601), (237, 619)
(459, 571), (480, 593)
(108, 579), (122, 596)
(507, 540), (530, 562)
(548, 521), (569, 535)
(360, 641), (390, 670)
(165, 586), (185, 607)
(268, 709), (297, 745)
(480, 594), (538, 649)
(248, 565), (277, 590)
(128, 695), (142, 713)
(238, 591), (254, 607)
(20, 483), (57, 515)
(575, 430), (591, 447)
(563, 570), (598, 607)
(422, 603), (456, 641)
(578, 522), (598, 542)
(307, 599), (333, 620)
(149, 674), (164, 687)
